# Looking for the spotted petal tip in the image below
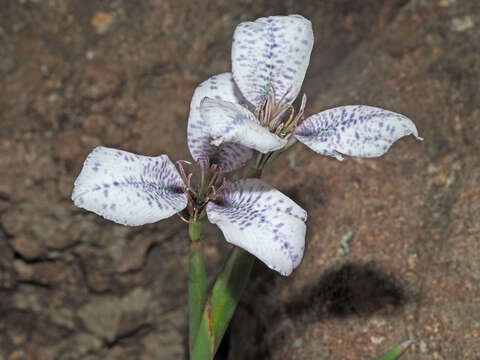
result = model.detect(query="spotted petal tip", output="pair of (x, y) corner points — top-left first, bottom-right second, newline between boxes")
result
(232, 15), (314, 108)
(187, 73), (253, 173)
(295, 105), (418, 160)
(72, 146), (187, 226)
(206, 179), (307, 276)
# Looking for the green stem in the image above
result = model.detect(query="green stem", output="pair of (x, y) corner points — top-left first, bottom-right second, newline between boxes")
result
(191, 247), (255, 360)
(189, 219), (203, 241)
(246, 157), (263, 178)
(188, 220), (206, 355)
(190, 165), (263, 359)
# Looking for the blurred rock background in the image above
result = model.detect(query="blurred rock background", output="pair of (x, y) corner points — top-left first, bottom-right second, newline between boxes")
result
(0, 0), (479, 359)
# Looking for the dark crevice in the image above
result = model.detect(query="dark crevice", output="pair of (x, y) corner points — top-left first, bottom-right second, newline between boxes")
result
(0, 222), (13, 240)
(12, 250), (56, 265)
(117, 224), (186, 276)
(105, 323), (154, 349)
(46, 240), (82, 252)
(73, 253), (114, 295)
(0, 193), (12, 203)
(17, 279), (53, 289)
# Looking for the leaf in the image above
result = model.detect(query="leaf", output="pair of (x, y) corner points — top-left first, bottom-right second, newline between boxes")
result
(375, 340), (415, 360)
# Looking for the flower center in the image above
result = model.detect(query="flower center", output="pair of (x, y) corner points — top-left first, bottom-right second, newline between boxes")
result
(254, 85), (307, 138)
(175, 158), (227, 223)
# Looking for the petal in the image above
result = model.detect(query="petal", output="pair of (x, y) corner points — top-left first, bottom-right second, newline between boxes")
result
(187, 72), (253, 173)
(295, 105), (419, 161)
(72, 147), (187, 226)
(232, 15), (314, 108)
(206, 179), (307, 276)
(200, 97), (287, 154)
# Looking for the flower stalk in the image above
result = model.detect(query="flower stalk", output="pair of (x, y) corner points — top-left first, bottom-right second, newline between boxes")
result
(188, 219), (207, 355)
(190, 167), (263, 359)
(191, 247), (255, 360)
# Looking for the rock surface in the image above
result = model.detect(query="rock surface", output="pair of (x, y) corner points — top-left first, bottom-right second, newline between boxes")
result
(0, 0), (479, 359)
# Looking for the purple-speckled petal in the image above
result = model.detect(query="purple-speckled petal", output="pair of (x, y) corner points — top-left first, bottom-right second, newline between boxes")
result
(72, 147), (187, 226)
(187, 73), (253, 173)
(295, 105), (419, 161)
(232, 15), (313, 108)
(200, 97), (287, 154)
(206, 179), (307, 276)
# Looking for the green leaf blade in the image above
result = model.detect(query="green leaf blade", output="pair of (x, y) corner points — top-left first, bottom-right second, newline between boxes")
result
(375, 340), (415, 360)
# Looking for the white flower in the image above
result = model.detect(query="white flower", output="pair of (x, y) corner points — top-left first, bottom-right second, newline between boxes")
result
(72, 147), (306, 276)
(187, 15), (419, 172)
(72, 14), (421, 277)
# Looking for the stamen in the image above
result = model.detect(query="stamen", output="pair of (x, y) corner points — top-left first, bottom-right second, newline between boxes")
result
(286, 93), (307, 132)
(177, 212), (194, 224)
(274, 123), (285, 135)
(186, 193), (194, 213)
(282, 106), (296, 130)
(209, 185), (216, 199)
(264, 96), (273, 125)
(207, 171), (219, 191)
(175, 160), (190, 186)
(276, 85), (293, 108)
(187, 173), (193, 189)
(254, 97), (267, 120)
(300, 93), (307, 112)
(215, 178), (228, 198)
(269, 105), (291, 130)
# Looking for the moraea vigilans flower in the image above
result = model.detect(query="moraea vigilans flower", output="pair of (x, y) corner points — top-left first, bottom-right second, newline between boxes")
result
(72, 147), (306, 275)
(72, 14), (420, 276)
(187, 15), (420, 171)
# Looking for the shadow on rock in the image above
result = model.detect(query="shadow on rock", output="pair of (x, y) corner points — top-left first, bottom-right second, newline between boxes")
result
(236, 261), (411, 359)
(287, 262), (408, 320)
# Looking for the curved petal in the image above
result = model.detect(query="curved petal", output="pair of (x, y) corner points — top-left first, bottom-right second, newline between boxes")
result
(232, 15), (313, 108)
(187, 72), (253, 173)
(200, 97), (287, 153)
(72, 147), (187, 226)
(295, 105), (419, 161)
(206, 179), (307, 276)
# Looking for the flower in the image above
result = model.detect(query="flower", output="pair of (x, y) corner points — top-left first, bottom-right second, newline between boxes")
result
(72, 147), (306, 276)
(72, 14), (420, 277)
(187, 15), (419, 172)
